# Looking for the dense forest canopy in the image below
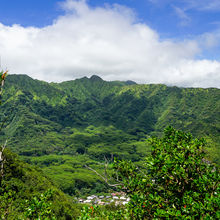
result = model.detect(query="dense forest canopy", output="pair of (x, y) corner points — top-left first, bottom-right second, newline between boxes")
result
(0, 74), (219, 219)
(0, 74), (219, 195)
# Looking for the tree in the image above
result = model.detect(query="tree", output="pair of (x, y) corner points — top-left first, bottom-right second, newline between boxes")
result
(113, 127), (219, 219)
(0, 70), (8, 179)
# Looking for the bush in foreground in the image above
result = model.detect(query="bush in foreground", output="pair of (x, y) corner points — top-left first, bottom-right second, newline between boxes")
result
(115, 127), (219, 219)
(81, 127), (219, 219)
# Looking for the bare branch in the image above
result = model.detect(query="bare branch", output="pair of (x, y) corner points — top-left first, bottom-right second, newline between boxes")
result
(104, 156), (109, 180)
(0, 71), (7, 99)
(84, 165), (123, 188)
(0, 140), (7, 177)
(0, 140), (7, 161)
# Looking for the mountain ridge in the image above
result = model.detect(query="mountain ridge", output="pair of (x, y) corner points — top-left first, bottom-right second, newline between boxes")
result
(0, 73), (219, 195)
(3, 74), (220, 151)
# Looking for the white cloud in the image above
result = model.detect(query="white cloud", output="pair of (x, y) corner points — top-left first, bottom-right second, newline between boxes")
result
(149, 0), (220, 11)
(0, 0), (219, 88)
(173, 6), (191, 26)
(183, 0), (220, 11)
(198, 31), (220, 49)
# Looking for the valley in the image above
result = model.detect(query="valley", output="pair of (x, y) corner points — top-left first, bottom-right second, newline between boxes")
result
(0, 74), (219, 196)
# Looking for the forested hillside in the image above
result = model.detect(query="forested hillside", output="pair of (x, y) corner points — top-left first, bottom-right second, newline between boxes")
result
(0, 74), (219, 195)
(0, 148), (82, 219)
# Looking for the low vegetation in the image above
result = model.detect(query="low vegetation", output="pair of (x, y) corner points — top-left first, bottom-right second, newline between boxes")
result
(0, 74), (219, 218)
(80, 127), (219, 219)
(0, 148), (82, 219)
(0, 74), (219, 195)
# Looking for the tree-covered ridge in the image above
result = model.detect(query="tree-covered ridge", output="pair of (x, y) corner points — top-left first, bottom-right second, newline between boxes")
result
(0, 148), (82, 219)
(0, 74), (219, 195)
(0, 72), (81, 219)
(4, 74), (219, 137)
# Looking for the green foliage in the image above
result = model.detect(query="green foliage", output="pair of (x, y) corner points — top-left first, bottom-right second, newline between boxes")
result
(113, 127), (220, 219)
(10, 124), (148, 195)
(0, 74), (219, 219)
(24, 189), (55, 219)
(0, 74), (219, 195)
(79, 205), (129, 220)
(0, 149), (81, 219)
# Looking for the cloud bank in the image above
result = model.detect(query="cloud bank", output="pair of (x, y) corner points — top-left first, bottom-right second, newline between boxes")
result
(0, 0), (219, 88)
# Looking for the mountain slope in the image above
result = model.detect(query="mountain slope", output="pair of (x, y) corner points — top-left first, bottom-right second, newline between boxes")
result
(0, 74), (219, 195)
(0, 148), (81, 219)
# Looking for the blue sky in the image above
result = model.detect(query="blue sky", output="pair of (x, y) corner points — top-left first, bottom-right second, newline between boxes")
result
(1, 0), (220, 38)
(0, 0), (219, 87)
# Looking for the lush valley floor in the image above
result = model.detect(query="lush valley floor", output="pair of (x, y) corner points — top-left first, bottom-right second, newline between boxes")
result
(0, 74), (219, 196)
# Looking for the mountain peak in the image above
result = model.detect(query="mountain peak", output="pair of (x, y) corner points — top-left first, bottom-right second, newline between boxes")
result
(125, 80), (137, 85)
(90, 75), (103, 81)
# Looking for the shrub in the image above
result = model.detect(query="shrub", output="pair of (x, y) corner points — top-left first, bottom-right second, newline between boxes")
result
(113, 127), (219, 219)
(24, 189), (55, 219)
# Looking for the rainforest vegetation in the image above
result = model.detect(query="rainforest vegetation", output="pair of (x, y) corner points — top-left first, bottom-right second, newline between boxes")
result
(0, 74), (219, 218)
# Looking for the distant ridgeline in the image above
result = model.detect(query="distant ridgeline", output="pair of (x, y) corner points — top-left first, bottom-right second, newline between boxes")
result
(0, 74), (219, 195)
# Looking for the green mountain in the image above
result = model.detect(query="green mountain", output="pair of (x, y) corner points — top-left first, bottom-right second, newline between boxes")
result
(0, 74), (219, 195)
(0, 148), (81, 219)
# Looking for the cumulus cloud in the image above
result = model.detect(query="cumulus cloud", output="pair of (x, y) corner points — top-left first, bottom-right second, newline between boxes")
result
(0, 0), (219, 88)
